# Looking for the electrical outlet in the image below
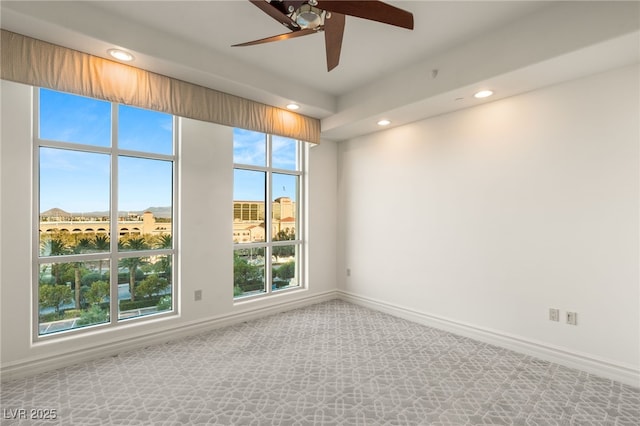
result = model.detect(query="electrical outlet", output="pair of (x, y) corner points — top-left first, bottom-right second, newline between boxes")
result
(566, 311), (577, 325)
(549, 308), (560, 322)
(194, 289), (202, 301)
(346, 268), (351, 277)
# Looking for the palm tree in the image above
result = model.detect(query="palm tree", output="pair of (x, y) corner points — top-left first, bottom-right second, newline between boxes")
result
(71, 237), (93, 309)
(41, 234), (69, 284)
(93, 234), (110, 276)
(156, 234), (172, 249)
(119, 236), (149, 302)
(155, 234), (172, 284)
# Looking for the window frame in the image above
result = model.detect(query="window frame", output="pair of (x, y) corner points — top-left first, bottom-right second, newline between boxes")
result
(32, 88), (179, 340)
(233, 132), (307, 300)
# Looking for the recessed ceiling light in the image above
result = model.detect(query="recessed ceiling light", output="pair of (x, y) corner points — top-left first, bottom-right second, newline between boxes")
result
(474, 90), (493, 99)
(377, 119), (391, 126)
(108, 49), (134, 62)
(286, 103), (300, 110)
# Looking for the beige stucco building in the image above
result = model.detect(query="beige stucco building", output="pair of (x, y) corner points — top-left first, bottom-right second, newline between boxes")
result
(39, 210), (171, 237)
(40, 197), (295, 243)
(233, 197), (297, 243)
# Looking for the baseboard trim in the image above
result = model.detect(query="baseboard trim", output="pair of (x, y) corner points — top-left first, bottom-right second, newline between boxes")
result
(337, 290), (640, 388)
(1, 290), (338, 382)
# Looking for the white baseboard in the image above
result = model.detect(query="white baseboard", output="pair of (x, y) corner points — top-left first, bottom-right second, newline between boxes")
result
(337, 290), (640, 388)
(1, 290), (338, 382)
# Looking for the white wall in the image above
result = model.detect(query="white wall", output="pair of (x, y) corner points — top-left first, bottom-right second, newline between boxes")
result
(337, 64), (639, 385)
(0, 80), (338, 379)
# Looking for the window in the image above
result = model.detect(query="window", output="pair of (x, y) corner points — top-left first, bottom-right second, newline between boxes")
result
(35, 88), (177, 337)
(233, 129), (305, 298)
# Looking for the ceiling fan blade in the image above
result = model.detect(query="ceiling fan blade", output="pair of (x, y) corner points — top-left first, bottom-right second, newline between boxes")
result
(232, 28), (317, 47)
(324, 12), (345, 71)
(317, 1), (414, 30)
(249, 0), (299, 31)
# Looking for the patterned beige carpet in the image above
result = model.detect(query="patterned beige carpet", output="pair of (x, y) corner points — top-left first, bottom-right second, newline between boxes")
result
(1, 300), (638, 425)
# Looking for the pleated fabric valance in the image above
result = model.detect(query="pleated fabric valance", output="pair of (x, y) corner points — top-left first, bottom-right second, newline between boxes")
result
(1, 30), (320, 144)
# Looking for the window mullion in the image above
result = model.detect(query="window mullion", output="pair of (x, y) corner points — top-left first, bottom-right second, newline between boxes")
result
(110, 102), (119, 325)
(118, 149), (174, 162)
(270, 166), (302, 176)
(32, 87), (41, 341)
(118, 248), (174, 259)
(36, 139), (112, 154)
(233, 164), (270, 173)
(299, 141), (306, 285)
(265, 134), (273, 294)
(296, 141), (303, 243)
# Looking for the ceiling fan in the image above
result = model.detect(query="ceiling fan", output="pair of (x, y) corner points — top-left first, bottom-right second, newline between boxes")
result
(232, 0), (414, 71)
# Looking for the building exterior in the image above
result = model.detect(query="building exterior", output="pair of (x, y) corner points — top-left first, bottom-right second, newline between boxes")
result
(233, 197), (296, 243)
(40, 197), (295, 243)
(39, 210), (171, 237)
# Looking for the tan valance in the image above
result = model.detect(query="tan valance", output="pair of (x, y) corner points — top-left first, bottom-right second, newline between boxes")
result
(1, 30), (320, 144)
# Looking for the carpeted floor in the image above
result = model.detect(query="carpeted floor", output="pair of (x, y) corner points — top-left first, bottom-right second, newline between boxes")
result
(1, 300), (638, 425)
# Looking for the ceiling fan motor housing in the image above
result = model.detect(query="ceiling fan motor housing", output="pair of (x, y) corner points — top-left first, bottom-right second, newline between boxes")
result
(294, 4), (324, 30)
(237, 0), (414, 71)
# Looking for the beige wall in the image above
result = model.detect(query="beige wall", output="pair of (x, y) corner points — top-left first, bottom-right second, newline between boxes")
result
(337, 65), (639, 385)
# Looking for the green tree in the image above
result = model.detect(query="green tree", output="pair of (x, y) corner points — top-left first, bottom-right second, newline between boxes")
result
(152, 235), (172, 283)
(272, 244), (295, 261)
(154, 235), (173, 283)
(272, 229), (295, 261)
(275, 261), (295, 280)
(39, 284), (73, 316)
(57, 263), (76, 286)
(157, 295), (172, 311)
(77, 305), (108, 326)
(71, 238), (93, 309)
(233, 253), (263, 292)
(273, 228), (295, 241)
(81, 272), (105, 287)
(135, 275), (168, 299)
(85, 280), (109, 306)
(119, 237), (149, 302)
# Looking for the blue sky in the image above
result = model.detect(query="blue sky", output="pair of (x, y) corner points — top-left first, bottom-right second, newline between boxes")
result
(233, 129), (298, 202)
(39, 89), (173, 213)
(39, 89), (297, 213)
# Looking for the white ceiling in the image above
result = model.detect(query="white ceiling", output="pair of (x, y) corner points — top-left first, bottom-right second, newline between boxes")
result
(1, 1), (639, 141)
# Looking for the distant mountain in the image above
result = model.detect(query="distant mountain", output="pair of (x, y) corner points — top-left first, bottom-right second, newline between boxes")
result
(41, 207), (72, 218)
(142, 206), (172, 218)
